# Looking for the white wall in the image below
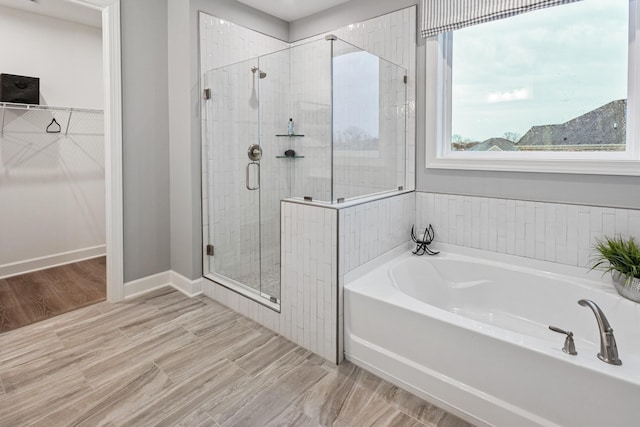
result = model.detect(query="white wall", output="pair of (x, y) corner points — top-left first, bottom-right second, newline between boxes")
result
(0, 5), (103, 109)
(0, 6), (104, 278)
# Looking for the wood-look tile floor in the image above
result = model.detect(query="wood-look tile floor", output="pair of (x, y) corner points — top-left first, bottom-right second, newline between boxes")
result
(0, 287), (474, 427)
(0, 257), (106, 333)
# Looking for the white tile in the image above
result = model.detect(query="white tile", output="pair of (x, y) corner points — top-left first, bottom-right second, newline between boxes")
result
(471, 197), (481, 249)
(534, 203), (546, 243)
(628, 211), (640, 239)
(463, 199), (473, 246)
(566, 205), (579, 266)
(525, 202), (536, 258)
(590, 207), (603, 233)
(488, 198), (498, 251)
(544, 204), (556, 262)
(615, 209), (629, 236)
(602, 210), (616, 237)
(480, 198), (489, 251)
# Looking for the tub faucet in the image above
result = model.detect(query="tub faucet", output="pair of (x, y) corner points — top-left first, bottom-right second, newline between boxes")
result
(578, 299), (622, 365)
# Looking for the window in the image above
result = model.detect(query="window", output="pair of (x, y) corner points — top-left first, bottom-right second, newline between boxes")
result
(425, 0), (640, 175)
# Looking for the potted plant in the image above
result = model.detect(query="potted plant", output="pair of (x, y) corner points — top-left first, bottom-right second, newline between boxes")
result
(592, 236), (640, 303)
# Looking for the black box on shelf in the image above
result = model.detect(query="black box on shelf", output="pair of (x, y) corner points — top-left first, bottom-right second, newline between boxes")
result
(0, 74), (40, 104)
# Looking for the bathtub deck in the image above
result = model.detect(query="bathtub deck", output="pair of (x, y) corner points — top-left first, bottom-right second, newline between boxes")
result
(0, 287), (473, 426)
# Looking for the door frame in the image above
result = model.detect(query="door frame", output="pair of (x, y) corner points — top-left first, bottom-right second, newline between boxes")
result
(71, 0), (124, 302)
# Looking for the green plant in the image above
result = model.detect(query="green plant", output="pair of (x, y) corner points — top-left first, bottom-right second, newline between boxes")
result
(592, 236), (640, 286)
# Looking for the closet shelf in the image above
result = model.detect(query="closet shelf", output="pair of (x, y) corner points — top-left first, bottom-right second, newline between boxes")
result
(0, 102), (103, 114)
(275, 134), (304, 137)
(1, 102), (104, 137)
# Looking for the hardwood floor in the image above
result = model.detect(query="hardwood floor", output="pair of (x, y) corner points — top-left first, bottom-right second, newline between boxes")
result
(0, 257), (106, 333)
(0, 287), (474, 427)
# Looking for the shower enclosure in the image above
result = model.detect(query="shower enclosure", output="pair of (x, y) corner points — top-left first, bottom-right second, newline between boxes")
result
(201, 36), (407, 307)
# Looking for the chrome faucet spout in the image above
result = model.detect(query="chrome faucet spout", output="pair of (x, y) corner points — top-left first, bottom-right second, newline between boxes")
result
(578, 299), (622, 365)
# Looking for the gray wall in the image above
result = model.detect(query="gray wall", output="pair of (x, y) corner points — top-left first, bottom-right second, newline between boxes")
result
(293, 0), (640, 211)
(121, 0), (171, 282)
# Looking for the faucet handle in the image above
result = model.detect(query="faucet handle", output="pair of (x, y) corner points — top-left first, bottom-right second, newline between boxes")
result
(549, 326), (578, 355)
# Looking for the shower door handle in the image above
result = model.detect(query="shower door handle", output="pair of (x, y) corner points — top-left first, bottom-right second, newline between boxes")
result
(246, 162), (260, 190)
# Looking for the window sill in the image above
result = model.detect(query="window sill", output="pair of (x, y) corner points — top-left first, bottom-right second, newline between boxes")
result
(426, 157), (640, 176)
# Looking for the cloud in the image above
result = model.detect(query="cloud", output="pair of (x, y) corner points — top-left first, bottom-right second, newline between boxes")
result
(450, 0), (628, 141)
(487, 88), (531, 103)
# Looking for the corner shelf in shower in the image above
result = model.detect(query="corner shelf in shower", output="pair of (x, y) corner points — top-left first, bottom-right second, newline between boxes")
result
(275, 134), (305, 137)
(275, 155), (305, 159)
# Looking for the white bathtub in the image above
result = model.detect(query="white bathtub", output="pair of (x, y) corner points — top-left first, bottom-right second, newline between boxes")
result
(344, 243), (640, 427)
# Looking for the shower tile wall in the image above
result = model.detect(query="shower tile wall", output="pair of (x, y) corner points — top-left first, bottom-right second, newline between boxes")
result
(200, 8), (416, 281)
(199, 14), (287, 71)
(258, 52), (293, 293)
(199, 8), (419, 363)
(337, 192), (416, 361)
(339, 192), (416, 275)
(204, 193), (414, 364)
(292, 6), (417, 199)
(200, 13), (287, 283)
(289, 40), (333, 201)
(204, 201), (339, 362)
(416, 192), (640, 268)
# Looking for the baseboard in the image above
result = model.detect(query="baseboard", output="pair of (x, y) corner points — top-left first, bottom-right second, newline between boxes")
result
(0, 245), (107, 280)
(124, 271), (171, 299)
(124, 270), (203, 299)
(170, 271), (203, 297)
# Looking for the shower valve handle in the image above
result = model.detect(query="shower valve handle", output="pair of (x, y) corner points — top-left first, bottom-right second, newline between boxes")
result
(549, 326), (577, 355)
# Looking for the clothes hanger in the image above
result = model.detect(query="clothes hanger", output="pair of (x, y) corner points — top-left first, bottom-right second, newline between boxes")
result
(46, 117), (61, 134)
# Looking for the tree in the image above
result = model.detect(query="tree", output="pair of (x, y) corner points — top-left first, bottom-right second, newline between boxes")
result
(452, 134), (464, 143)
(503, 132), (521, 143)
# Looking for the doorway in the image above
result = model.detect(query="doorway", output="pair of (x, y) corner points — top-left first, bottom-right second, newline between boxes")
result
(0, 0), (123, 331)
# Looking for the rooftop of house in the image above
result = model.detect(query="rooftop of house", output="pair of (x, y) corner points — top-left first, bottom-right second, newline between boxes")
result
(464, 99), (627, 151)
(518, 99), (626, 147)
(469, 137), (518, 152)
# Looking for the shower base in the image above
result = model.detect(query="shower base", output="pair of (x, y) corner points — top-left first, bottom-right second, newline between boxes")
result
(236, 263), (281, 301)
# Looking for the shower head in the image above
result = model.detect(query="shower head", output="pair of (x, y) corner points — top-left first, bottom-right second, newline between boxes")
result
(251, 66), (267, 79)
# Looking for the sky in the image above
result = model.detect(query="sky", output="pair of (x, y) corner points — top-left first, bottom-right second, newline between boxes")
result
(451, 0), (628, 142)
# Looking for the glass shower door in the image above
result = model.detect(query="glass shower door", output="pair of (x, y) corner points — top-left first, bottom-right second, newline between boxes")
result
(204, 59), (262, 295)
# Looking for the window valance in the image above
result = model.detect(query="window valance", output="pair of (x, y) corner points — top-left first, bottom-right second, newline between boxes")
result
(421, 0), (583, 38)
